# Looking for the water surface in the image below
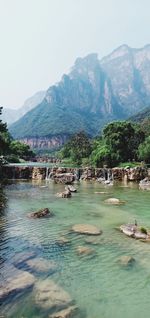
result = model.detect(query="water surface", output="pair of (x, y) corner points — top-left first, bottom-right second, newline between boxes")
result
(0, 180), (150, 317)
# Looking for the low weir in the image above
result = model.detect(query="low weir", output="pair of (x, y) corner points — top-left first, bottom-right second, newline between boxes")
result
(1, 165), (148, 182)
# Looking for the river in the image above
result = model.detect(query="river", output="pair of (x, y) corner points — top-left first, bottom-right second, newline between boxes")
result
(0, 180), (150, 317)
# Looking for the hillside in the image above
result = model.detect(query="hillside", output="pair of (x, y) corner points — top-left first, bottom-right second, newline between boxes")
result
(129, 106), (150, 122)
(9, 44), (150, 149)
(2, 91), (45, 125)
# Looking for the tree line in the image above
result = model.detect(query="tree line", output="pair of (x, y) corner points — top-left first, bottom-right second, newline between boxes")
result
(60, 121), (150, 167)
(0, 107), (35, 164)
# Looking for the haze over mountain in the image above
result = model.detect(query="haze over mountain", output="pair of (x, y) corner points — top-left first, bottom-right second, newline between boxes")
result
(9, 44), (150, 149)
(2, 91), (45, 125)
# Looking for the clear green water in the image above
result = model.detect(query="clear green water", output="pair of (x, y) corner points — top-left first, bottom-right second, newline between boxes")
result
(1, 180), (150, 317)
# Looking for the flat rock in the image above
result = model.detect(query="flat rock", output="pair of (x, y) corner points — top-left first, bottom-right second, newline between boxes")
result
(34, 279), (73, 311)
(0, 270), (35, 299)
(118, 256), (135, 266)
(105, 198), (125, 205)
(76, 246), (95, 256)
(72, 224), (101, 235)
(25, 257), (58, 274)
(49, 305), (78, 318)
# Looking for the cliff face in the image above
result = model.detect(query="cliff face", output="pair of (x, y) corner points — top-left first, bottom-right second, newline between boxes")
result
(9, 44), (150, 149)
(21, 135), (68, 149)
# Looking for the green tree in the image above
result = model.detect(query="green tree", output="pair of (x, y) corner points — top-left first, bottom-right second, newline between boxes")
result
(0, 107), (12, 157)
(61, 131), (92, 164)
(10, 140), (35, 160)
(137, 136), (150, 163)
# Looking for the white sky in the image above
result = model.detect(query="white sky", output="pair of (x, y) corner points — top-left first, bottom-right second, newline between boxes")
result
(0, 0), (149, 109)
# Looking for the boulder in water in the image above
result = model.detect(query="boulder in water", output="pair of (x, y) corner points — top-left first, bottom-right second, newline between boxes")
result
(57, 190), (72, 198)
(0, 270), (35, 299)
(65, 185), (77, 193)
(120, 223), (149, 240)
(25, 257), (58, 274)
(28, 208), (53, 218)
(76, 246), (95, 257)
(72, 224), (102, 235)
(34, 279), (73, 311)
(49, 305), (78, 318)
(105, 198), (125, 205)
(118, 255), (135, 266)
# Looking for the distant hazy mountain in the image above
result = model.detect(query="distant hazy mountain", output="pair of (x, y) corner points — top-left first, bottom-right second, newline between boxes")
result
(2, 91), (46, 125)
(9, 44), (150, 149)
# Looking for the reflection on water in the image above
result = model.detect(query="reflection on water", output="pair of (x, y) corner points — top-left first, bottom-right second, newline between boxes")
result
(0, 180), (150, 317)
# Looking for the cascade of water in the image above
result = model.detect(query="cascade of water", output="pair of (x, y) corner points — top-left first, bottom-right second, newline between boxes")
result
(45, 167), (49, 180)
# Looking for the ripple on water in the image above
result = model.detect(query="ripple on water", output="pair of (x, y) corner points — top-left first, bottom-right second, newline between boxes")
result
(1, 181), (150, 318)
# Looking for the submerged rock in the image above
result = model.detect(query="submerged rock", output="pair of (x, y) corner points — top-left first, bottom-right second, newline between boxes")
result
(105, 198), (125, 205)
(76, 246), (95, 256)
(84, 237), (102, 245)
(56, 236), (71, 246)
(72, 224), (101, 235)
(12, 251), (36, 267)
(118, 255), (135, 266)
(25, 257), (58, 274)
(34, 279), (73, 311)
(49, 305), (78, 318)
(0, 270), (35, 299)
(28, 208), (53, 218)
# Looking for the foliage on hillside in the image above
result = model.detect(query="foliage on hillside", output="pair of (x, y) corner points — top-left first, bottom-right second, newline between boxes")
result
(60, 121), (149, 167)
(0, 107), (35, 164)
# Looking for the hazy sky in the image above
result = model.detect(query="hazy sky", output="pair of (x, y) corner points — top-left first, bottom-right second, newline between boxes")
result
(0, 0), (149, 109)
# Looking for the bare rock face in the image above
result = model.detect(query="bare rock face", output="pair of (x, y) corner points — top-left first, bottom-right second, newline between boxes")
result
(118, 256), (135, 266)
(72, 224), (102, 235)
(49, 305), (78, 318)
(76, 246), (95, 257)
(28, 208), (53, 218)
(25, 258), (58, 274)
(34, 279), (73, 311)
(0, 270), (35, 299)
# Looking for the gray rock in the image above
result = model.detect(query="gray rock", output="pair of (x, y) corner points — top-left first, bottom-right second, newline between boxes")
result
(49, 306), (78, 318)
(118, 256), (135, 266)
(28, 208), (53, 218)
(25, 258), (58, 274)
(34, 279), (73, 311)
(72, 224), (101, 235)
(105, 198), (125, 205)
(76, 246), (95, 256)
(0, 270), (35, 299)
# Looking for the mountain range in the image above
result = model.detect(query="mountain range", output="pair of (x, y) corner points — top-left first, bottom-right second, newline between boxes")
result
(9, 44), (150, 149)
(2, 91), (45, 125)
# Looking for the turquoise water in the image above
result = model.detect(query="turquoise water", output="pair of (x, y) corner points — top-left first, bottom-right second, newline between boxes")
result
(0, 180), (150, 317)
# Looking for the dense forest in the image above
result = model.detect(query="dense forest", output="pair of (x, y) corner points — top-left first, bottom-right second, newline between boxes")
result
(60, 120), (150, 167)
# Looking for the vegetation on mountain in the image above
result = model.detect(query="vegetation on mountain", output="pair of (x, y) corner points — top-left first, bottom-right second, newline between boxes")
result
(137, 136), (150, 163)
(0, 107), (35, 164)
(61, 121), (148, 167)
(9, 45), (150, 144)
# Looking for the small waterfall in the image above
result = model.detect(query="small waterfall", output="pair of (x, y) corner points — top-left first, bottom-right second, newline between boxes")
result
(45, 167), (49, 180)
